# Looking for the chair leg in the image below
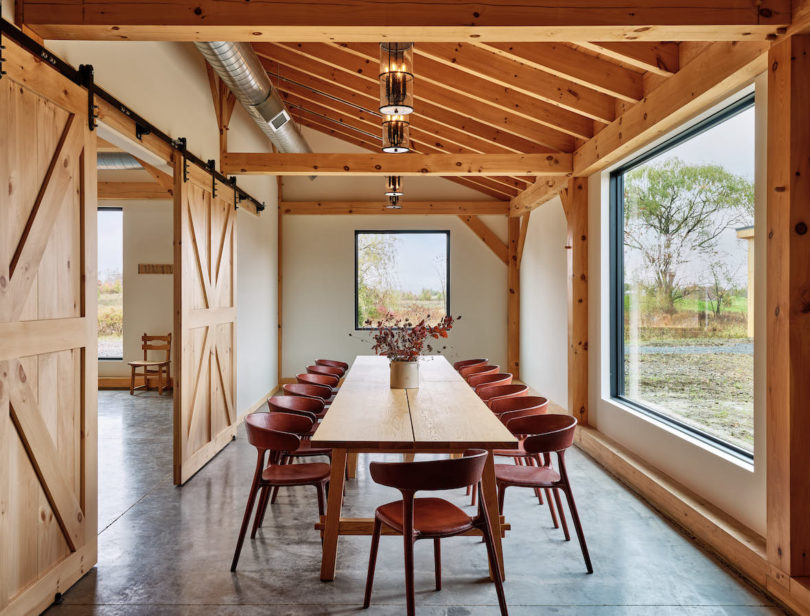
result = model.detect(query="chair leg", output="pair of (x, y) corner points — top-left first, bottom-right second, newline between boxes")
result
(403, 533), (416, 616)
(316, 482), (325, 516)
(363, 517), (382, 609)
(231, 480), (261, 571)
(129, 367), (135, 395)
(250, 485), (270, 539)
(481, 519), (509, 615)
(553, 488), (570, 540)
(527, 456), (544, 505)
(433, 538), (442, 591)
(470, 483), (477, 507)
(271, 456), (289, 504)
(545, 488), (560, 530)
(497, 484), (506, 515)
(562, 485), (593, 573)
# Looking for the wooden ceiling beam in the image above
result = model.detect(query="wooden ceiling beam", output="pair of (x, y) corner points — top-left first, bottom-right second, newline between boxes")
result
(416, 42), (616, 123)
(282, 201), (508, 215)
(458, 215), (509, 264)
(280, 91), (532, 193)
(293, 115), (515, 200)
(577, 42), (680, 76)
(274, 76), (544, 158)
(98, 182), (169, 200)
(510, 176), (571, 216)
(330, 42), (592, 141)
(479, 42), (644, 102)
(19, 0), (790, 42)
(221, 152), (572, 177)
(264, 42), (575, 150)
(574, 41), (768, 177)
(257, 47), (563, 154)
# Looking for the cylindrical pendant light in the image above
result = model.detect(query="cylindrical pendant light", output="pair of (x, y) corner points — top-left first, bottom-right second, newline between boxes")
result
(379, 43), (414, 115)
(385, 176), (403, 196)
(382, 115), (410, 153)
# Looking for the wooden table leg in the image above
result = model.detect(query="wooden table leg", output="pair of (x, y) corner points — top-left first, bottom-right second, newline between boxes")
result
(480, 450), (506, 581)
(321, 448), (347, 581)
(402, 452), (415, 462)
(346, 451), (358, 479)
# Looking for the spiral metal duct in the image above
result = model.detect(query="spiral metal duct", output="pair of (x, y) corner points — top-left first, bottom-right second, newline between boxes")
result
(194, 41), (311, 155)
(97, 152), (142, 170)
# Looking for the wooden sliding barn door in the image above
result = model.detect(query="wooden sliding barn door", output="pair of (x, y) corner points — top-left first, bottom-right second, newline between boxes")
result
(173, 159), (237, 485)
(0, 40), (98, 615)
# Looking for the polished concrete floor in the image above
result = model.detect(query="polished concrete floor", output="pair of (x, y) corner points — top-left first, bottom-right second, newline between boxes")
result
(45, 391), (784, 615)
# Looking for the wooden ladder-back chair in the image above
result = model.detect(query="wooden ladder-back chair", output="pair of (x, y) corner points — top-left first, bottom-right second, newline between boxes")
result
(128, 333), (172, 395)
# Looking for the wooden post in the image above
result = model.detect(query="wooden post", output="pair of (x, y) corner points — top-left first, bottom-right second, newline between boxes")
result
(277, 176), (284, 385)
(506, 216), (520, 379)
(766, 33), (810, 578)
(561, 178), (589, 425)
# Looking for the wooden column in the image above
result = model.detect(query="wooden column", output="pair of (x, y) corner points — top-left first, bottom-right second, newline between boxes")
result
(561, 178), (589, 425)
(277, 176), (284, 384)
(506, 216), (520, 378)
(766, 34), (810, 578)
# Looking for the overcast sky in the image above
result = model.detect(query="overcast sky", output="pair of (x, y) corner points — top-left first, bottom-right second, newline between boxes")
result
(98, 209), (123, 280)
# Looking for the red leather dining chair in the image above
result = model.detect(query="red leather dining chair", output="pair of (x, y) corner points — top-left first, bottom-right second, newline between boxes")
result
(316, 359), (348, 374)
(495, 414), (593, 574)
(477, 383), (529, 406)
(308, 364), (343, 379)
(453, 358), (488, 371)
(363, 450), (507, 616)
(297, 372), (339, 392)
(283, 382), (334, 405)
(468, 396), (550, 509)
(469, 373), (513, 393)
(231, 412), (330, 571)
(460, 363), (499, 380)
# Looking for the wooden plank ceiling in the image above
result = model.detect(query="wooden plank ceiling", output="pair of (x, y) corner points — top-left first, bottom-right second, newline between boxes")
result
(253, 40), (684, 201)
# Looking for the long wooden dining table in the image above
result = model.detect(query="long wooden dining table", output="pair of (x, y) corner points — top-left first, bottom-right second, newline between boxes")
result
(311, 355), (518, 581)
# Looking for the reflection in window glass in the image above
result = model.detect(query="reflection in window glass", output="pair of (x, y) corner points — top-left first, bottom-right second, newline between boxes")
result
(98, 209), (124, 359)
(356, 231), (449, 328)
(614, 99), (755, 455)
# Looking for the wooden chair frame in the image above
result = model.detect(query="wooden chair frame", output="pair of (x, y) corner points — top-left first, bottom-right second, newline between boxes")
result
(128, 333), (172, 395)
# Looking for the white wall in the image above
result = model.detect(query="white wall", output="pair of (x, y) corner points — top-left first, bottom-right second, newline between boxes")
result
(40, 37), (280, 412)
(281, 128), (508, 378)
(518, 197), (568, 407)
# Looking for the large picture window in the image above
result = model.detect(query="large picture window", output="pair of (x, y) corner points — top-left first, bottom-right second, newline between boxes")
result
(98, 208), (124, 359)
(355, 230), (449, 329)
(610, 93), (755, 458)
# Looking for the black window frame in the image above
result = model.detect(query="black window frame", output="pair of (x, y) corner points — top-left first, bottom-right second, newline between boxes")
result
(354, 229), (451, 331)
(97, 206), (124, 361)
(609, 92), (756, 462)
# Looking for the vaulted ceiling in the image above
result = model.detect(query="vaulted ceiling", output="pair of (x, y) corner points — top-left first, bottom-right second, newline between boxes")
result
(253, 41), (686, 200)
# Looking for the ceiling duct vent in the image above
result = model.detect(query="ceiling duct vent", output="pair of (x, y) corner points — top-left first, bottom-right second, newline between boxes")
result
(194, 41), (312, 159)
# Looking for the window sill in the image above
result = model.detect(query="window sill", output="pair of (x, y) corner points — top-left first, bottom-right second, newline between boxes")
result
(601, 395), (755, 473)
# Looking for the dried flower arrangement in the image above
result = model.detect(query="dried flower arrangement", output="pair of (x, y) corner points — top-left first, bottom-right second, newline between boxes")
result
(359, 313), (460, 362)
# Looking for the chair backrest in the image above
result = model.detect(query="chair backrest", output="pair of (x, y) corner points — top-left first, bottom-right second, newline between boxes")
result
(141, 333), (171, 362)
(316, 359), (348, 372)
(508, 414), (577, 454)
(460, 364), (499, 379)
(477, 383), (529, 404)
(488, 396), (548, 417)
(453, 358), (488, 372)
(267, 395), (322, 421)
(369, 449), (488, 493)
(245, 412), (308, 452)
(297, 372), (339, 388)
(308, 364), (343, 378)
(469, 372), (512, 391)
(283, 383), (332, 402)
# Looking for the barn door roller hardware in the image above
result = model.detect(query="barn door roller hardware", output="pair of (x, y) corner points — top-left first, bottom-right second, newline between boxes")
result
(0, 18), (266, 214)
(208, 159), (217, 197)
(78, 64), (98, 131)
